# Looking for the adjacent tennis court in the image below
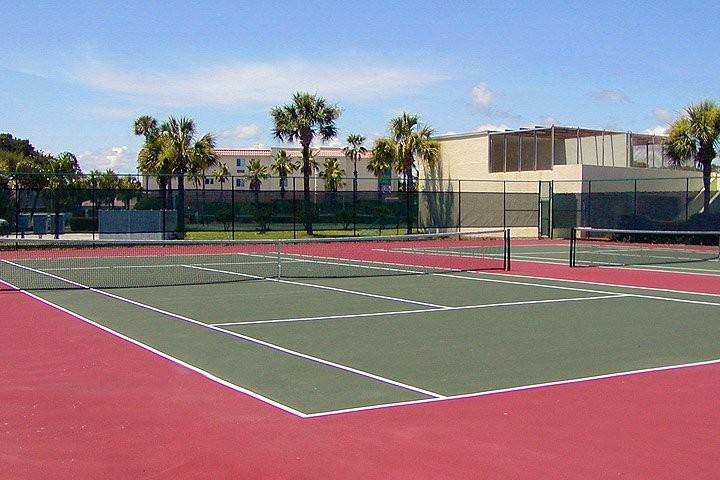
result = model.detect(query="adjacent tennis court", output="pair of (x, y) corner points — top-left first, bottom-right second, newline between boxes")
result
(3, 231), (720, 417)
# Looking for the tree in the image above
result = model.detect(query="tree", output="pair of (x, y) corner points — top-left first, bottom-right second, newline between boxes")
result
(271, 92), (341, 233)
(150, 117), (217, 238)
(244, 159), (270, 202)
(373, 113), (440, 233)
(134, 115), (172, 209)
(368, 139), (393, 198)
(212, 163), (230, 192)
(665, 100), (720, 212)
(269, 149), (300, 199)
(117, 176), (143, 209)
(343, 134), (367, 194)
(319, 158), (346, 192)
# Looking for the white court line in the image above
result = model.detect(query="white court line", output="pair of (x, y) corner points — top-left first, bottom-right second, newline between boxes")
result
(0, 277), (308, 418)
(304, 356), (720, 418)
(495, 252), (720, 276)
(212, 294), (628, 327)
(2, 259), (444, 400)
(184, 264), (446, 308)
(40, 260), (285, 272)
(284, 251), (720, 303)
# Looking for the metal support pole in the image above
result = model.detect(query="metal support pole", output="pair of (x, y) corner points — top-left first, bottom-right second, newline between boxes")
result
(686, 177), (690, 221)
(292, 177), (297, 239)
(231, 176), (236, 240)
(503, 134), (508, 172)
(634, 179), (638, 216)
(14, 180), (19, 238)
(457, 180), (462, 232)
(518, 133), (523, 171)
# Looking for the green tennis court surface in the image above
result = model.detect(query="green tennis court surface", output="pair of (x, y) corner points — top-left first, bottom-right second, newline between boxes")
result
(5, 248), (720, 416)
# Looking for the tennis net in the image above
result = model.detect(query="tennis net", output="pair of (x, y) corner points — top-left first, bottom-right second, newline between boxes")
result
(0, 229), (510, 290)
(569, 227), (720, 267)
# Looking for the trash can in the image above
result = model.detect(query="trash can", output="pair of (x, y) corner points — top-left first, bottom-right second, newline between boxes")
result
(47, 213), (66, 235)
(33, 213), (48, 235)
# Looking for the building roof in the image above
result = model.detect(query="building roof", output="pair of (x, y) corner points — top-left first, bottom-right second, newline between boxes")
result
(433, 125), (668, 141)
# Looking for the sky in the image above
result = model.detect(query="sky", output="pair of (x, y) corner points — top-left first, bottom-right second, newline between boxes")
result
(1, 0), (718, 173)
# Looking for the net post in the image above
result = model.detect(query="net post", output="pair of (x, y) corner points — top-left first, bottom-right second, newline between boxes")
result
(569, 227), (576, 267)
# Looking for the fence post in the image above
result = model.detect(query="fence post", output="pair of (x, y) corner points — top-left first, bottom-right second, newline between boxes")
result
(457, 180), (462, 233)
(92, 176), (97, 240)
(14, 180), (19, 238)
(231, 176), (236, 240)
(292, 177), (297, 240)
(587, 180), (592, 227)
(685, 177), (690, 221)
(353, 177), (357, 237)
(633, 179), (638, 216)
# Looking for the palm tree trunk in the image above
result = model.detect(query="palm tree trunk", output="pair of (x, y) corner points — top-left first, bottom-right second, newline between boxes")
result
(302, 144), (313, 234)
(280, 173), (286, 199)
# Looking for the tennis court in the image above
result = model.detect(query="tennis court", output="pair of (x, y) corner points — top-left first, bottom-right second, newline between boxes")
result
(3, 231), (720, 417)
(506, 229), (720, 277)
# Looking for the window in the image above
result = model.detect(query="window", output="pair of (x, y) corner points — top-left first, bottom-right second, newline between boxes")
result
(235, 178), (245, 188)
(236, 158), (246, 173)
(204, 177), (214, 185)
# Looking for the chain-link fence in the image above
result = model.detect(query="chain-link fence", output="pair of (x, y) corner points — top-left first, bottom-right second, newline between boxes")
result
(1, 173), (717, 239)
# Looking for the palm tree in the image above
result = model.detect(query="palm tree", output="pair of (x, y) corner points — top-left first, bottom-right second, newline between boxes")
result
(269, 149), (300, 199)
(159, 117), (216, 237)
(271, 92), (341, 233)
(665, 100), (720, 211)
(343, 134), (367, 194)
(213, 163), (230, 192)
(368, 140), (393, 199)
(134, 115), (172, 208)
(319, 158), (346, 192)
(373, 113), (440, 233)
(244, 159), (270, 203)
(117, 176), (143, 209)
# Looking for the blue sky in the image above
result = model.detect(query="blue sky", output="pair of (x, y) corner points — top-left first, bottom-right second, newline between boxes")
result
(1, 0), (718, 172)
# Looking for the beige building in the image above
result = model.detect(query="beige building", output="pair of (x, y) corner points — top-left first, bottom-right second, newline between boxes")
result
(423, 126), (701, 189)
(417, 126), (714, 237)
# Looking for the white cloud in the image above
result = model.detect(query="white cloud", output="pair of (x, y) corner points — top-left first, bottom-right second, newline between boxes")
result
(471, 83), (493, 106)
(591, 89), (631, 103)
(653, 107), (673, 122)
(476, 123), (509, 132)
(219, 124), (260, 142)
(642, 125), (668, 136)
(78, 146), (136, 173)
(64, 58), (447, 107)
